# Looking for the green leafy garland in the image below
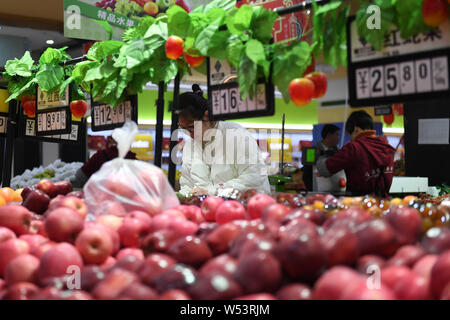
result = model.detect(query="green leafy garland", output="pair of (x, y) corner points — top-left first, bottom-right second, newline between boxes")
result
(2, 0), (443, 108)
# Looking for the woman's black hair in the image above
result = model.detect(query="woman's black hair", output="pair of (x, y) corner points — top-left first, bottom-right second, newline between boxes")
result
(175, 84), (208, 120)
(345, 110), (374, 135)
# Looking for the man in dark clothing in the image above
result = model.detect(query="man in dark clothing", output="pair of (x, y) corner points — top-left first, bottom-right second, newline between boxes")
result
(315, 124), (340, 159)
(317, 111), (395, 196)
(72, 137), (136, 188)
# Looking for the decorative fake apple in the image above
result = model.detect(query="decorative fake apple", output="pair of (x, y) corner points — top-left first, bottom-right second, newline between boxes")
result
(289, 78), (315, 107)
(305, 72), (328, 98)
(70, 100), (87, 119)
(165, 36), (184, 60)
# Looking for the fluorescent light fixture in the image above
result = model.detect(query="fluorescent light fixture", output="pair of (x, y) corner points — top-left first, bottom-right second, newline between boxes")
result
(383, 128), (404, 134)
(46, 40), (54, 45)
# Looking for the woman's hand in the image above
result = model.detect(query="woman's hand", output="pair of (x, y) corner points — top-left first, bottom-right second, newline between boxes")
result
(191, 188), (209, 196)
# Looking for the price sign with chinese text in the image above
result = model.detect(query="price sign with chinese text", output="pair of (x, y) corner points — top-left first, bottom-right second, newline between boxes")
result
(35, 85), (71, 136)
(0, 112), (8, 137)
(21, 116), (85, 144)
(91, 95), (137, 131)
(347, 18), (450, 107)
(207, 58), (274, 121)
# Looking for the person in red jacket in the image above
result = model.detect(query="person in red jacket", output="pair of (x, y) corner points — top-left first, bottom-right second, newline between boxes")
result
(72, 136), (136, 188)
(316, 110), (395, 196)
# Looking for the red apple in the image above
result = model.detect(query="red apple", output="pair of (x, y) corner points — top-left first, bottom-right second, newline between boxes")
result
(0, 204), (33, 235)
(200, 196), (224, 222)
(206, 222), (241, 255)
(386, 245), (425, 268)
(320, 224), (360, 266)
(355, 219), (398, 257)
(45, 208), (84, 243)
(99, 256), (116, 270)
(0, 239), (30, 276)
(5, 254), (40, 285)
(386, 207), (422, 246)
(357, 255), (386, 274)
(119, 282), (159, 300)
(22, 190), (50, 215)
(128, 210), (152, 229)
(150, 210), (184, 231)
(28, 220), (46, 237)
(247, 194), (276, 220)
(167, 218), (198, 237)
(141, 229), (180, 254)
(92, 268), (138, 300)
(75, 227), (114, 264)
(159, 289), (191, 300)
(36, 179), (57, 198)
(125, 194), (162, 217)
(184, 53), (205, 67)
(104, 177), (137, 200)
(4, 282), (39, 300)
(175, 205), (204, 224)
(113, 255), (144, 273)
(188, 272), (243, 300)
(85, 222), (120, 255)
(278, 218), (320, 242)
(234, 293), (277, 300)
(340, 281), (396, 300)
(31, 240), (56, 259)
(382, 266), (431, 300)
(305, 72), (328, 98)
(66, 191), (83, 198)
(283, 208), (326, 226)
(430, 250), (450, 299)
(70, 100), (87, 118)
(21, 185), (37, 202)
(167, 236), (212, 268)
(151, 264), (198, 293)
(116, 248), (145, 261)
(165, 35), (184, 60)
(54, 181), (72, 196)
(422, 227), (450, 254)
(118, 217), (151, 248)
(237, 235), (276, 260)
(23, 100), (36, 118)
(234, 251), (282, 294)
(139, 253), (177, 285)
(289, 78), (315, 106)
(422, 0), (449, 27)
(37, 242), (83, 284)
(195, 222), (218, 240)
(274, 233), (327, 281)
(323, 207), (372, 229)
(200, 254), (238, 277)
(97, 214), (123, 231)
(215, 201), (246, 225)
(55, 196), (88, 219)
(18, 234), (47, 254)
(314, 266), (364, 300)
(80, 266), (105, 292)
(412, 254), (438, 279)
(261, 203), (292, 224)
(276, 283), (313, 300)
(0, 226), (16, 244)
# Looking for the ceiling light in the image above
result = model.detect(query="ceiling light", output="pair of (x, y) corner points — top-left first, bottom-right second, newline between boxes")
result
(46, 40), (54, 45)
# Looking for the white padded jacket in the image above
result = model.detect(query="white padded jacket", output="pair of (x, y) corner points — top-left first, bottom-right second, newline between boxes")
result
(179, 121), (271, 196)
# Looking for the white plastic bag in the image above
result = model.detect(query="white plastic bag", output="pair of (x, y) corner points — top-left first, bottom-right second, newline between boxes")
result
(83, 121), (180, 217)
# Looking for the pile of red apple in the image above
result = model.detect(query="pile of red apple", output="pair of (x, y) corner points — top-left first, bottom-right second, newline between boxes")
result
(1, 180), (450, 300)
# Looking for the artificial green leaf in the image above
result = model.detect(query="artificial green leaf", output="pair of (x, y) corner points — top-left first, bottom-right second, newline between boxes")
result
(187, 13), (210, 38)
(272, 41), (312, 102)
(167, 5), (190, 38)
(356, 0), (396, 51)
(115, 39), (148, 69)
(71, 84), (86, 101)
(207, 30), (231, 60)
(250, 6), (278, 43)
(39, 47), (70, 66)
(36, 64), (65, 93)
(238, 54), (257, 100)
(312, 0), (324, 56)
(94, 20), (113, 40)
(59, 77), (74, 99)
(84, 60), (117, 82)
(315, 0), (342, 15)
(144, 20), (168, 40)
(205, 8), (227, 24)
(245, 39), (266, 65)
(195, 17), (223, 56)
(395, 0), (432, 39)
(203, 0), (236, 13)
(227, 5), (253, 35)
(71, 61), (99, 83)
(87, 41), (123, 61)
(226, 40), (245, 67)
(5, 78), (37, 102)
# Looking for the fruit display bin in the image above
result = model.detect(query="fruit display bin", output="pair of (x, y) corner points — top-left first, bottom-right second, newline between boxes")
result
(1, 179), (449, 300)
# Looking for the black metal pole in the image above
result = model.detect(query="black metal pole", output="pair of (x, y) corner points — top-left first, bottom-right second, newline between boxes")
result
(168, 74), (180, 188)
(2, 101), (17, 187)
(154, 82), (165, 168)
(274, 0), (330, 16)
(280, 113), (285, 174)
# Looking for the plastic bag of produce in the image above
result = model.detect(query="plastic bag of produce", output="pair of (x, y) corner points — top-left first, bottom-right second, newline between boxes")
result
(83, 121), (179, 217)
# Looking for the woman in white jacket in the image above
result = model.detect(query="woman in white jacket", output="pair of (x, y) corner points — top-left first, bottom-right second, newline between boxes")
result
(176, 87), (270, 197)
